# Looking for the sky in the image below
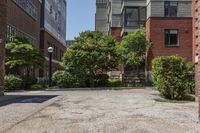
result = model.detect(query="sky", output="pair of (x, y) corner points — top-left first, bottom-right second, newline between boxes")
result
(67, 0), (96, 40)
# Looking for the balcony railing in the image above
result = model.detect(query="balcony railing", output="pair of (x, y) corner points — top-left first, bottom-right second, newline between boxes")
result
(124, 21), (146, 28)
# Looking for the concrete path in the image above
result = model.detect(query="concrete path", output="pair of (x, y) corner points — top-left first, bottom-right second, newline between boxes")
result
(0, 88), (199, 133)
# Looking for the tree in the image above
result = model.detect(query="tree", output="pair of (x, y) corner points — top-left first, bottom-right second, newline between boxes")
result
(61, 31), (119, 87)
(117, 28), (150, 66)
(6, 36), (45, 76)
(117, 28), (150, 79)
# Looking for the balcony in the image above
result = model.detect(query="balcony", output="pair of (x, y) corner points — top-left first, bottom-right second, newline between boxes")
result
(121, 0), (146, 12)
(121, 6), (146, 36)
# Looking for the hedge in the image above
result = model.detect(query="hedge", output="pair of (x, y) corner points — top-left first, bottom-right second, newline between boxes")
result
(152, 56), (194, 100)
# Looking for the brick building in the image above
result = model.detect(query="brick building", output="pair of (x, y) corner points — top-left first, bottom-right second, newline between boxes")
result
(192, 0), (200, 119)
(0, 0), (67, 81)
(39, 0), (67, 78)
(0, 0), (7, 95)
(7, 0), (41, 47)
(146, 0), (192, 80)
(6, 0), (42, 77)
(95, 0), (193, 81)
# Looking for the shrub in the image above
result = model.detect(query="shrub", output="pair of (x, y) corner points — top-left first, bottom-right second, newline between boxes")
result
(53, 70), (86, 88)
(20, 76), (37, 90)
(94, 74), (109, 87)
(4, 75), (23, 91)
(108, 79), (122, 87)
(37, 79), (48, 88)
(152, 56), (193, 100)
(186, 63), (195, 94)
(52, 71), (63, 84)
(30, 84), (43, 90)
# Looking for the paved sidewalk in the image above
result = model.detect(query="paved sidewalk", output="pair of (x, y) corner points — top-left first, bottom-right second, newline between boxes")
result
(0, 91), (62, 132)
(0, 88), (199, 133)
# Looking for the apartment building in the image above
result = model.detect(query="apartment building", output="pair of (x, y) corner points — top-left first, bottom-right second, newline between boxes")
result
(96, 0), (193, 80)
(0, 0), (67, 79)
(193, 0), (200, 119)
(0, 0), (7, 95)
(146, 0), (192, 79)
(40, 0), (67, 78)
(7, 0), (41, 48)
(96, 0), (146, 41)
(6, 0), (42, 77)
(95, 0), (108, 35)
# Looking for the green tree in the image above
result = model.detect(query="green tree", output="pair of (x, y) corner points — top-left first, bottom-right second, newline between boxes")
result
(117, 28), (150, 68)
(6, 36), (45, 76)
(61, 31), (119, 87)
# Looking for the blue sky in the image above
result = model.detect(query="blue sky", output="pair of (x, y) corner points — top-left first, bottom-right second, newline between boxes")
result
(67, 0), (95, 40)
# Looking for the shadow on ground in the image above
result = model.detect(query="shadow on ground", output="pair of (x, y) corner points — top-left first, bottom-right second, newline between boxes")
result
(0, 95), (58, 107)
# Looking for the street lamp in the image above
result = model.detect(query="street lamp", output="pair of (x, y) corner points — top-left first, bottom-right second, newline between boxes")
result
(48, 46), (53, 87)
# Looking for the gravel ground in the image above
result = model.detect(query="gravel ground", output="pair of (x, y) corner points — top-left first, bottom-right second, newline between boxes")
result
(0, 88), (199, 133)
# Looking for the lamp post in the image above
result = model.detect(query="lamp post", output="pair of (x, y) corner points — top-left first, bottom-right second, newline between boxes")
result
(48, 46), (53, 87)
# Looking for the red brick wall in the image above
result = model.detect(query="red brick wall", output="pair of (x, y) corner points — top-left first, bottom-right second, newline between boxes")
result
(146, 17), (193, 70)
(192, 0), (196, 63)
(39, 30), (66, 77)
(0, 0), (7, 95)
(7, 0), (41, 48)
(110, 27), (122, 42)
(193, 0), (200, 119)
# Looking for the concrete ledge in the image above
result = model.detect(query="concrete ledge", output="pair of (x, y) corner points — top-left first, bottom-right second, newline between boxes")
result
(46, 87), (154, 91)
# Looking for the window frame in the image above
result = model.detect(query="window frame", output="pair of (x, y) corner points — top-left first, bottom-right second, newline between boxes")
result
(164, 29), (179, 47)
(164, 1), (178, 17)
(123, 6), (146, 28)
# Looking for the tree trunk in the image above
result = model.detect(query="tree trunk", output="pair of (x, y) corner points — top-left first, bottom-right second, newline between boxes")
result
(89, 76), (94, 88)
(89, 70), (95, 88)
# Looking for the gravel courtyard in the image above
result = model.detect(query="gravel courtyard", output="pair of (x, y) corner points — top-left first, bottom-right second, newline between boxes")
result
(0, 88), (200, 133)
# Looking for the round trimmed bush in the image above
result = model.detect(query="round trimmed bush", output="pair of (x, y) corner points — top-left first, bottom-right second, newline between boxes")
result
(152, 56), (193, 100)
(4, 75), (23, 91)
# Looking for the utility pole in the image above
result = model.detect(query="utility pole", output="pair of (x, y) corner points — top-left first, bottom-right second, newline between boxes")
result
(0, 0), (7, 95)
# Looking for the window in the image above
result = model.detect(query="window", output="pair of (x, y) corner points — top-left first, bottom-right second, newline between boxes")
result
(164, 1), (178, 17)
(125, 8), (139, 27)
(60, 50), (63, 60)
(14, 0), (37, 19)
(112, 14), (121, 27)
(123, 7), (146, 27)
(50, 6), (53, 14)
(165, 29), (179, 46)
(6, 24), (35, 44)
(53, 46), (58, 59)
(140, 7), (146, 21)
